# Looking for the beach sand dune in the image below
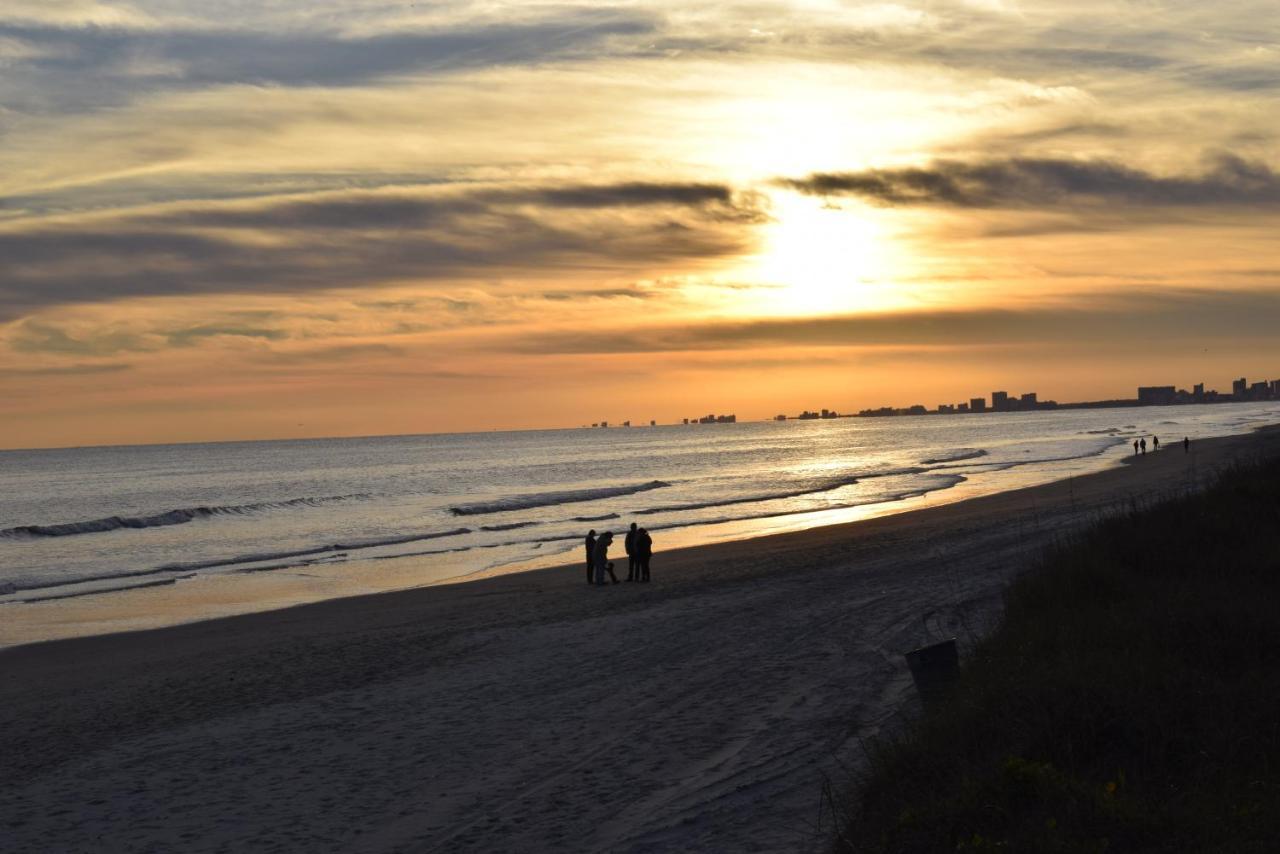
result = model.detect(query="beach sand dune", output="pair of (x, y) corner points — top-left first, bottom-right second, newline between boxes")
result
(1, 429), (1273, 852)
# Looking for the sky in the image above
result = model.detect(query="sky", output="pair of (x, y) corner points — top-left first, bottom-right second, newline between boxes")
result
(3, 0), (1280, 448)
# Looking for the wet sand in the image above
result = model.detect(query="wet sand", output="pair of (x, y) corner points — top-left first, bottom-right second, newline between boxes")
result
(2, 426), (1275, 852)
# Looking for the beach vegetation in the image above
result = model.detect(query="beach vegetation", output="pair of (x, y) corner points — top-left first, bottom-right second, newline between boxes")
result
(836, 455), (1280, 853)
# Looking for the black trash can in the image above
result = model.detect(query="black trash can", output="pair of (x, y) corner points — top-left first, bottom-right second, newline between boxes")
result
(904, 638), (959, 706)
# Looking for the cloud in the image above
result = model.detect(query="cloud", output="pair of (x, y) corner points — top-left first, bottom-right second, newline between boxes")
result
(503, 288), (1280, 355)
(538, 287), (654, 302)
(0, 1), (153, 28)
(0, 181), (765, 320)
(6, 312), (421, 357)
(143, 182), (764, 230)
(517, 183), (765, 222)
(780, 154), (1280, 209)
(970, 121), (1132, 147)
(263, 343), (407, 365)
(0, 10), (657, 113)
(0, 0), (1272, 132)
(4, 360), (132, 376)
(1186, 63), (1280, 93)
(164, 325), (290, 347)
(9, 320), (151, 355)
(987, 47), (1170, 74)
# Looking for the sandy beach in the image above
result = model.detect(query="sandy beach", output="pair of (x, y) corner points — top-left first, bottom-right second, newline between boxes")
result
(2, 426), (1276, 853)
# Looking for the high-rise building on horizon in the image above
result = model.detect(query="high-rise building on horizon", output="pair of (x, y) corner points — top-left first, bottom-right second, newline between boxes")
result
(1138, 386), (1176, 405)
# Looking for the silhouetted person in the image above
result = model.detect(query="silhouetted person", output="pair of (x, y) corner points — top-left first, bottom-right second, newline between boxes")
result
(584, 530), (597, 584)
(1153, 435), (1160, 451)
(592, 532), (619, 585)
(636, 527), (653, 582)
(624, 522), (639, 581)
(1140, 438), (1147, 455)
(1133, 439), (1140, 456)
(1184, 436), (1190, 454)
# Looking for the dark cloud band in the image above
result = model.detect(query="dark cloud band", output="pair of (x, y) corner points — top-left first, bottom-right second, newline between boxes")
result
(0, 181), (764, 320)
(0, 10), (657, 107)
(781, 154), (1280, 209)
(139, 182), (764, 230)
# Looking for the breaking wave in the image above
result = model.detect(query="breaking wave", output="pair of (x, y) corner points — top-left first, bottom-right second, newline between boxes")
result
(0, 527), (472, 597)
(17, 576), (188, 604)
(634, 468), (922, 515)
(158, 527), (473, 573)
(1, 493), (372, 539)
(981, 437), (1127, 471)
(450, 481), (670, 516)
(920, 448), (988, 465)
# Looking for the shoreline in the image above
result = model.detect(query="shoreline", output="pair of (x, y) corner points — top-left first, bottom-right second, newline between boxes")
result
(0, 425), (1268, 656)
(0, 409), (1237, 649)
(3, 425), (1278, 851)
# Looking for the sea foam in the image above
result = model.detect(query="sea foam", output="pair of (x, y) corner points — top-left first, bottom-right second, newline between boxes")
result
(450, 481), (671, 516)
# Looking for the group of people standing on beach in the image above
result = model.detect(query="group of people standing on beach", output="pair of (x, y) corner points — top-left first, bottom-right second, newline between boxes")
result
(1133, 435), (1192, 455)
(584, 522), (653, 585)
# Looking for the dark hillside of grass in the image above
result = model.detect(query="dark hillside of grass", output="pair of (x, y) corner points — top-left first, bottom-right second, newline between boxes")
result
(838, 454), (1280, 854)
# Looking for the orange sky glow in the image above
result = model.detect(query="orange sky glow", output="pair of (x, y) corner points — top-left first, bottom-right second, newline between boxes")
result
(3, 1), (1280, 448)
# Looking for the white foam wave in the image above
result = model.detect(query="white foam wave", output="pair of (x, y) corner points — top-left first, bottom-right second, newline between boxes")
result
(1, 493), (372, 539)
(450, 481), (670, 516)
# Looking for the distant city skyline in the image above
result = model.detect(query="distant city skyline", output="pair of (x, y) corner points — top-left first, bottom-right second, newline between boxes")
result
(7, 365), (1280, 449)
(852, 370), (1280, 419)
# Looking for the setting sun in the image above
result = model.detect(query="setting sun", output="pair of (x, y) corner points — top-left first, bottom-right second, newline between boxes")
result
(746, 192), (898, 315)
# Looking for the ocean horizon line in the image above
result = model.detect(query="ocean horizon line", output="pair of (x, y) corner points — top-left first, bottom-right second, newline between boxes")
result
(0, 398), (1262, 455)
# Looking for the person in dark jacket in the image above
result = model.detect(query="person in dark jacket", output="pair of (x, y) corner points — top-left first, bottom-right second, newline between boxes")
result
(584, 530), (597, 584)
(636, 528), (653, 582)
(592, 532), (619, 585)
(624, 522), (639, 581)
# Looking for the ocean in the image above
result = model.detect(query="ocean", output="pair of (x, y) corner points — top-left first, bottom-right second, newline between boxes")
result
(3, 402), (1277, 627)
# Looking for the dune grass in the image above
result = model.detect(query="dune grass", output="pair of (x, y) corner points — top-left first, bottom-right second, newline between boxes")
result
(837, 455), (1280, 853)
